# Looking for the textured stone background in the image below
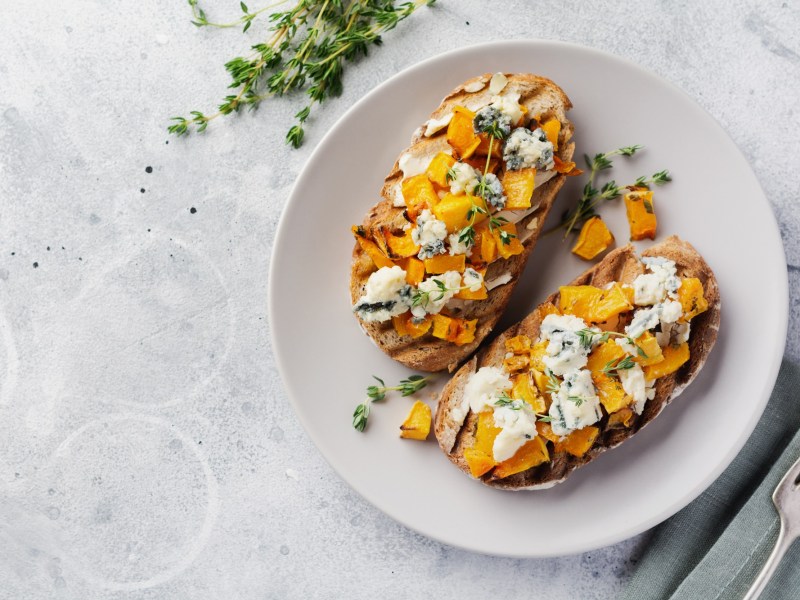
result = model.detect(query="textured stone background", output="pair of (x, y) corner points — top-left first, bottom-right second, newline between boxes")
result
(0, 0), (797, 598)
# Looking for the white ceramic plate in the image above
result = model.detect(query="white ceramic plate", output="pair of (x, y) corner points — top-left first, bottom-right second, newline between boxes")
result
(269, 41), (787, 557)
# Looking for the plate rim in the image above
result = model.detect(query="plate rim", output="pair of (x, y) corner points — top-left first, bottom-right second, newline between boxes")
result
(268, 39), (789, 557)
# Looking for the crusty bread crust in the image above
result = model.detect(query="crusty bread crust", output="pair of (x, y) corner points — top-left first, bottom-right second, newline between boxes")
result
(350, 73), (575, 373)
(433, 236), (721, 490)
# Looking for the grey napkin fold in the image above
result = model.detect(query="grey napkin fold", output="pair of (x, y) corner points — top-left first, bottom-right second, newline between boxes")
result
(621, 360), (800, 600)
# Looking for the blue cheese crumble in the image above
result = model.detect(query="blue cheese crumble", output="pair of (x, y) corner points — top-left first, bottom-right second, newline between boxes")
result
(462, 268), (483, 292)
(540, 314), (599, 376)
(503, 127), (554, 171)
(476, 172), (506, 210)
(352, 266), (411, 323)
(412, 209), (448, 259)
(548, 369), (602, 436)
(447, 162), (480, 195)
(409, 270), (462, 319)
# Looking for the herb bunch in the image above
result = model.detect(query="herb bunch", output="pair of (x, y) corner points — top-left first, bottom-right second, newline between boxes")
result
(556, 145), (671, 237)
(170, 0), (437, 147)
(353, 374), (430, 431)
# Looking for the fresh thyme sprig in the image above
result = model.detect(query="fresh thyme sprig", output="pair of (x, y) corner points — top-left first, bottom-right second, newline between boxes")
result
(353, 374), (431, 431)
(574, 328), (648, 357)
(602, 355), (636, 379)
(493, 393), (552, 423)
(171, 0), (437, 146)
(553, 146), (671, 237)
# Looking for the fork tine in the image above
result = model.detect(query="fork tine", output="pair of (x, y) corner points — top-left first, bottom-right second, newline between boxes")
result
(772, 454), (800, 516)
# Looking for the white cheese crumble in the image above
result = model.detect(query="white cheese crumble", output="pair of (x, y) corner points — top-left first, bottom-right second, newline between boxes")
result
(657, 321), (691, 347)
(632, 257), (682, 305)
(462, 268), (483, 292)
(412, 209), (448, 259)
(540, 314), (598, 376)
(447, 161), (480, 195)
(447, 233), (471, 255)
(619, 363), (647, 414)
(462, 366), (511, 414)
(493, 402), (539, 462)
(549, 369), (602, 436)
(489, 72), (508, 94)
(409, 270), (462, 319)
(424, 112), (453, 137)
(489, 92), (523, 126)
(503, 127), (554, 171)
(352, 266), (411, 323)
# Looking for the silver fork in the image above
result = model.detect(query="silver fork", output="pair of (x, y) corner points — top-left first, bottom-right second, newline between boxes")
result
(742, 454), (800, 600)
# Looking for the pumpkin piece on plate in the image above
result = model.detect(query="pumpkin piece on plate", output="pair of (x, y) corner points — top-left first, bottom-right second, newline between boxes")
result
(399, 400), (432, 440)
(624, 190), (657, 240)
(571, 216), (615, 261)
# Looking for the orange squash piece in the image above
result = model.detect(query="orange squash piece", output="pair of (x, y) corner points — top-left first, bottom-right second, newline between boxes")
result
(396, 256), (425, 286)
(571, 217), (615, 260)
(530, 369), (550, 399)
(512, 372), (546, 413)
(455, 280), (488, 300)
(446, 108), (481, 159)
(392, 312), (432, 339)
(558, 283), (633, 323)
(478, 227), (497, 263)
(505, 335), (532, 354)
(502, 168), (537, 209)
(553, 155), (581, 175)
(625, 190), (657, 241)
(633, 331), (664, 367)
(399, 400), (432, 440)
(678, 278), (709, 322)
(431, 314), (477, 345)
(503, 353), (530, 373)
(433, 193), (485, 233)
(464, 410), (501, 477)
(529, 341), (549, 373)
(493, 436), (549, 479)
(644, 342), (690, 380)
(540, 118), (561, 150)
(536, 421), (561, 444)
(587, 341), (632, 414)
(474, 132), (504, 158)
(425, 152), (456, 188)
(555, 426), (599, 457)
(423, 254), (465, 274)
(607, 407), (635, 429)
(352, 226), (395, 269)
(492, 223), (524, 259)
(402, 174), (439, 214)
(383, 227), (420, 259)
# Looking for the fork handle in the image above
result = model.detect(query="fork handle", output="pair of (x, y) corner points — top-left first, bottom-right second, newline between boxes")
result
(742, 522), (793, 600)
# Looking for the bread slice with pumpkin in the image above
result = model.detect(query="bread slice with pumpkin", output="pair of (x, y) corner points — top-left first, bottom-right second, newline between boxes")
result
(350, 72), (578, 373)
(433, 236), (720, 490)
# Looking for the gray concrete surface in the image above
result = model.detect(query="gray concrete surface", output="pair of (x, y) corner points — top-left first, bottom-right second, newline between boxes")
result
(0, 0), (798, 598)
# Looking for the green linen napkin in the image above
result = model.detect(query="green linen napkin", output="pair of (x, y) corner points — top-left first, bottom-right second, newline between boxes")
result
(621, 360), (800, 600)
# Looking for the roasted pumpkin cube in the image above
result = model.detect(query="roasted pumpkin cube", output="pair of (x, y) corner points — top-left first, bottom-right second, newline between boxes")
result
(678, 278), (709, 322)
(554, 426), (600, 457)
(425, 152), (456, 188)
(502, 168), (536, 209)
(571, 216), (614, 261)
(492, 223), (524, 259)
(454, 318), (477, 345)
(464, 447), (495, 478)
(607, 407), (635, 429)
(558, 284), (633, 323)
(625, 190), (657, 241)
(473, 409), (501, 457)
(503, 353), (530, 373)
(455, 281), (488, 300)
(402, 174), (439, 212)
(512, 372), (546, 413)
(529, 341), (549, 372)
(588, 341), (632, 413)
(383, 227), (420, 259)
(392, 312), (432, 339)
(633, 331), (664, 367)
(478, 227), (497, 263)
(536, 421), (562, 444)
(399, 400), (432, 440)
(446, 109), (481, 159)
(474, 132), (504, 158)
(644, 342), (690, 380)
(431, 314), (477, 345)
(493, 436), (549, 479)
(540, 118), (561, 150)
(505, 335), (532, 354)
(397, 256), (425, 286)
(353, 226), (394, 269)
(433, 193), (485, 233)
(553, 155), (580, 175)
(424, 254), (465, 274)
(530, 368), (550, 398)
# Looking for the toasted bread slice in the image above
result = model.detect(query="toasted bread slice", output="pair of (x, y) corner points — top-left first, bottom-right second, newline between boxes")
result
(434, 236), (721, 490)
(350, 73), (575, 372)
